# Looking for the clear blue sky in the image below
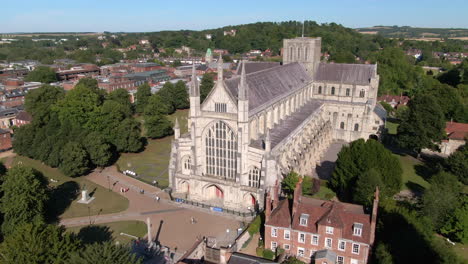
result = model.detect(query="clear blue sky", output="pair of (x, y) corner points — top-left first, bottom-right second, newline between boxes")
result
(2, 0), (468, 33)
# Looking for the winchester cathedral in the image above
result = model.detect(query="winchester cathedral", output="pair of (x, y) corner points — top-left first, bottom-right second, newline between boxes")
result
(168, 37), (386, 213)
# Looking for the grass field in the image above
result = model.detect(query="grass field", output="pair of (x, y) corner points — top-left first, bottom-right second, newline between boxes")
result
(11, 156), (129, 219)
(385, 121), (399, 135)
(117, 110), (188, 188)
(396, 154), (431, 192)
(67, 220), (147, 245)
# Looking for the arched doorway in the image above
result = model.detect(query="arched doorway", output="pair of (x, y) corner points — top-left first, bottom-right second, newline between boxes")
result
(205, 184), (224, 201)
(179, 181), (189, 193)
(244, 193), (256, 207)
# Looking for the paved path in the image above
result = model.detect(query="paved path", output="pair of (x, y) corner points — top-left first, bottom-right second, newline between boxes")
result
(239, 233), (260, 256)
(312, 142), (346, 180)
(61, 166), (241, 255)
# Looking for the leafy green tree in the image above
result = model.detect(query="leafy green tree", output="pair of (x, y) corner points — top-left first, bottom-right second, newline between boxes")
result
(422, 172), (461, 230)
(331, 139), (402, 201)
(373, 243), (393, 264)
(83, 132), (113, 168)
(441, 196), (468, 244)
(0, 166), (49, 235)
(25, 84), (65, 125)
(200, 73), (215, 103)
(172, 80), (189, 109)
(155, 83), (176, 114)
(353, 168), (383, 207)
(281, 171), (300, 198)
(379, 101), (394, 116)
(113, 119), (142, 152)
(145, 114), (173, 139)
(445, 145), (468, 184)
(12, 124), (36, 158)
(0, 223), (80, 264)
(25, 66), (58, 83)
(108, 88), (133, 115)
(301, 176), (313, 196)
(68, 242), (142, 264)
(145, 94), (172, 115)
(397, 95), (445, 153)
(135, 83), (151, 113)
(59, 142), (90, 177)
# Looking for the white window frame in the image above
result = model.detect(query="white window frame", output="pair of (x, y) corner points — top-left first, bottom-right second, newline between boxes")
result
(271, 228), (277, 237)
(338, 240), (346, 251)
(298, 232), (306, 243)
(350, 258), (358, 264)
(297, 247), (305, 257)
(352, 243), (360, 254)
(326, 226), (334, 234)
(337, 256), (344, 264)
(353, 223), (363, 237)
(300, 216), (308, 226)
(312, 235), (319, 245)
(284, 230), (290, 240)
(325, 237), (332, 248)
(284, 244), (290, 250)
(271, 242), (277, 250)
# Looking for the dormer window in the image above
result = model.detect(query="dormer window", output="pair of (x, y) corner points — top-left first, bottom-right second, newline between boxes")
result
(326, 226), (334, 234)
(215, 102), (227, 112)
(353, 223), (363, 236)
(300, 214), (309, 226)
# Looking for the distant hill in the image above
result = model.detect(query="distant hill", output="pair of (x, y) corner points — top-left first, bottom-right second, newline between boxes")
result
(356, 26), (468, 40)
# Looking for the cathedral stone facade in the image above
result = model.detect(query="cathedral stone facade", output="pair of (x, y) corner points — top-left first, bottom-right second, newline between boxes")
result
(168, 37), (386, 214)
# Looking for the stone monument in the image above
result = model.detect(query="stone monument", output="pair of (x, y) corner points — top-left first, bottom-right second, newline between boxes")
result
(77, 184), (95, 204)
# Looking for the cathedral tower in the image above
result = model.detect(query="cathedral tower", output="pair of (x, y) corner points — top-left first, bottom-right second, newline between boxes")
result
(283, 37), (321, 76)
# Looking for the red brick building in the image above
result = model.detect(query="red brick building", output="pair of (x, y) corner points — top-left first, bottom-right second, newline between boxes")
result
(264, 180), (379, 264)
(0, 129), (12, 151)
(14, 111), (32, 127)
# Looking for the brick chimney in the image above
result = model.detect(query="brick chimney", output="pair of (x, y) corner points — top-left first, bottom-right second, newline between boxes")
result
(265, 191), (272, 223)
(370, 186), (380, 246)
(291, 177), (303, 218)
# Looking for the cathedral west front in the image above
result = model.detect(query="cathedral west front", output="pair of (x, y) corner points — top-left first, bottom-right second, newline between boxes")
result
(168, 37), (386, 215)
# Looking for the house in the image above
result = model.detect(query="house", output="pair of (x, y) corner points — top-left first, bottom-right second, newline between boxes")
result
(264, 179), (378, 264)
(0, 129), (12, 151)
(14, 111), (32, 127)
(377, 94), (410, 109)
(440, 122), (468, 155)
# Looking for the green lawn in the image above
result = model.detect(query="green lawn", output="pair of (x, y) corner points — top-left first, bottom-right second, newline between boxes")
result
(67, 220), (147, 245)
(396, 154), (431, 192)
(453, 242), (468, 262)
(12, 156), (129, 219)
(385, 120), (399, 135)
(312, 183), (336, 200)
(117, 110), (189, 188)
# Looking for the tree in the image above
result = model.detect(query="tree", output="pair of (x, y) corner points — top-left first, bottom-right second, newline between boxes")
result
(135, 83), (151, 113)
(379, 101), (394, 116)
(59, 142), (90, 177)
(145, 94), (172, 115)
(113, 118), (142, 152)
(281, 171), (299, 198)
(397, 95), (445, 153)
(0, 223), (80, 264)
(145, 114), (173, 139)
(331, 139), (402, 202)
(83, 132), (113, 168)
(108, 88), (133, 115)
(422, 172), (461, 230)
(373, 243), (393, 264)
(0, 166), (49, 235)
(301, 176), (313, 196)
(25, 66), (58, 83)
(172, 80), (189, 109)
(440, 196), (468, 244)
(68, 242), (142, 264)
(445, 145), (468, 184)
(157, 82), (176, 113)
(24, 84), (65, 125)
(200, 73), (215, 103)
(353, 168), (383, 207)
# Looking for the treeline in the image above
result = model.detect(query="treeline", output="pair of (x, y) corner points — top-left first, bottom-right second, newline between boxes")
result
(0, 163), (141, 263)
(357, 26), (468, 39)
(13, 79), (143, 177)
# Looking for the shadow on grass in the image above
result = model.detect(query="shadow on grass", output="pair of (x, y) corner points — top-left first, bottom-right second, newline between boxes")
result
(77, 225), (113, 244)
(405, 181), (425, 195)
(46, 180), (80, 223)
(315, 161), (335, 180)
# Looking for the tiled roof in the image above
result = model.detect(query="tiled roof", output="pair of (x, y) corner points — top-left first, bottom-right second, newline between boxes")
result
(315, 63), (376, 85)
(265, 199), (291, 228)
(15, 111), (32, 122)
(446, 121), (468, 140)
(234, 62), (281, 75)
(377, 94), (410, 104)
(224, 63), (312, 111)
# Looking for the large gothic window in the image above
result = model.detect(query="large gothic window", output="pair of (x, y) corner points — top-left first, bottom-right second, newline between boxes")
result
(248, 167), (260, 188)
(182, 155), (191, 175)
(205, 121), (237, 180)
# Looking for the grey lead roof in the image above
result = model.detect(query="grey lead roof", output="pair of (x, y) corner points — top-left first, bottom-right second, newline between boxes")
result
(314, 249), (337, 262)
(224, 62), (312, 111)
(228, 253), (276, 264)
(250, 99), (323, 149)
(234, 61), (281, 75)
(315, 62), (376, 85)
